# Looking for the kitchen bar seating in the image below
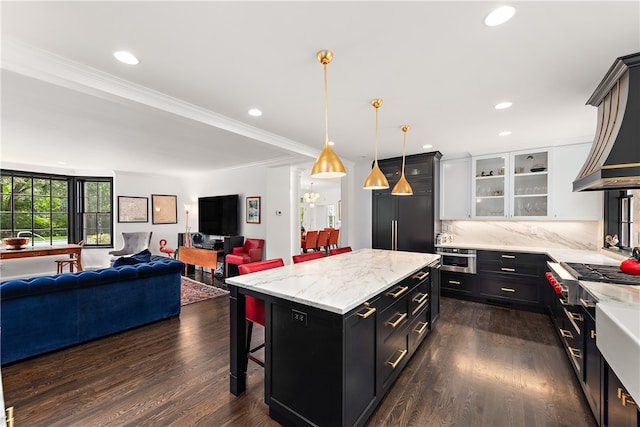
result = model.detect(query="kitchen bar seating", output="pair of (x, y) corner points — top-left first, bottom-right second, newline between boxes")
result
(292, 251), (324, 264)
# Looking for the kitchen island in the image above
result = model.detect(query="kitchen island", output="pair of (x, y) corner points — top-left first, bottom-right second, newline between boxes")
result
(227, 248), (440, 427)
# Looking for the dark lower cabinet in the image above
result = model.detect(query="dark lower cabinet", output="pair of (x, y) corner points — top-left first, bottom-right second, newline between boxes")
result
(266, 265), (438, 427)
(583, 305), (602, 424)
(606, 364), (640, 427)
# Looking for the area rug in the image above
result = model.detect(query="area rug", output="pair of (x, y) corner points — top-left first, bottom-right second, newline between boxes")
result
(181, 277), (229, 306)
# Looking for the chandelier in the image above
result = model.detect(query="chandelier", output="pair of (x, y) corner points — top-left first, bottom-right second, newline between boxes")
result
(303, 183), (320, 208)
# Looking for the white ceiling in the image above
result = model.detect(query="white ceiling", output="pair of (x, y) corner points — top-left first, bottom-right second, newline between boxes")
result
(1, 1), (639, 179)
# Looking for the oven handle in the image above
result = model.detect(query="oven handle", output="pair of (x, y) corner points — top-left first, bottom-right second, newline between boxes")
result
(437, 253), (477, 258)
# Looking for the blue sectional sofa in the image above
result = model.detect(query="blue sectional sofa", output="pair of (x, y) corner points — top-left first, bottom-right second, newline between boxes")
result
(0, 255), (184, 365)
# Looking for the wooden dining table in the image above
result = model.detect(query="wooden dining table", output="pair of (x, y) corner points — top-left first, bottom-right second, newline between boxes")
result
(0, 244), (84, 271)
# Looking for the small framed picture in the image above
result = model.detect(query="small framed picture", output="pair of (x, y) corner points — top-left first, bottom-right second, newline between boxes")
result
(246, 196), (261, 224)
(118, 196), (148, 223)
(151, 194), (178, 224)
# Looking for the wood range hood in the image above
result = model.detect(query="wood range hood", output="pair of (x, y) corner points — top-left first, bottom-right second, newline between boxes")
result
(573, 52), (640, 192)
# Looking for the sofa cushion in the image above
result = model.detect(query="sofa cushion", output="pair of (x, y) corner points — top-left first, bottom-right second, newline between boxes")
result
(113, 249), (151, 267)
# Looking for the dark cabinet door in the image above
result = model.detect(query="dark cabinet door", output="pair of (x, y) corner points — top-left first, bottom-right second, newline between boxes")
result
(397, 180), (434, 252)
(606, 364), (640, 427)
(582, 306), (602, 423)
(372, 191), (394, 250)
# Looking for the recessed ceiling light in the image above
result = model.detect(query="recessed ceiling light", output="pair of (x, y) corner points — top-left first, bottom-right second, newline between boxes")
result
(113, 51), (139, 65)
(248, 108), (262, 117)
(484, 6), (516, 27)
(498, 131), (512, 137)
(57, 161), (67, 165)
(422, 144), (433, 149)
(495, 101), (513, 110)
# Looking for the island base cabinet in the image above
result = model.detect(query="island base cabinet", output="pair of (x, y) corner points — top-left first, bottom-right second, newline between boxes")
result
(606, 364), (640, 427)
(266, 299), (378, 427)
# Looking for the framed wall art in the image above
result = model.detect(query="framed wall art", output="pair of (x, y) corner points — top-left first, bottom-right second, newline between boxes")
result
(117, 196), (148, 223)
(151, 194), (178, 224)
(246, 196), (261, 224)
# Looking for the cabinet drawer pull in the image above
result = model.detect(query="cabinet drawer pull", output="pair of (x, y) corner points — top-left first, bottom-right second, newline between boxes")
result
(568, 347), (582, 359)
(590, 329), (596, 339)
(622, 394), (636, 407)
(385, 312), (407, 328)
(412, 271), (429, 280)
(567, 312), (583, 322)
(580, 298), (595, 308)
(448, 280), (461, 285)
(501, 267), (516, 272)
(412, 292), (429, 304)
(559, 298), (569, 306)
(500, 287), (516, 293)
(386, 285), (409, 299)
(385, 349), (408, 369)
(559, 328), (573, 339)
(356, 305), (376, 319)
(413, 321), (429, 335)
(501, 254), (516, 259)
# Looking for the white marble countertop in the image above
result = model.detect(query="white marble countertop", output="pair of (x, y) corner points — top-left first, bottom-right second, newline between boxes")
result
(437, 241), (640, 403)
(226, 248), (440, 315)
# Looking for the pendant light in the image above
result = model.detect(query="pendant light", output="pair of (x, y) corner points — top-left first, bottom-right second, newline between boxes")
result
(311, 50), (347, 179)
(363, 99), (390, 190)
(391, 125), (413, 196)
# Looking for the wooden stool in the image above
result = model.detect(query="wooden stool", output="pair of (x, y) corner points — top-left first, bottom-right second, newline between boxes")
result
(55, 258), (79, 274)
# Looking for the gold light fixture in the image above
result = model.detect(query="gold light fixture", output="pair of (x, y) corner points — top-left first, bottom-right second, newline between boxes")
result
(391, 125), (413, 196)
(363, 99), (390, 190)
(311, 50), (347, 179)
(303, 182), (320, 208)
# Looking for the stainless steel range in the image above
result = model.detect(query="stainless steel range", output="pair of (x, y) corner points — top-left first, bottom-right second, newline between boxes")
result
(547, 261), (640, 305)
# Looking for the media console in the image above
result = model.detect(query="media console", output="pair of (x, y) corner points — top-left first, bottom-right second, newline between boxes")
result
(177, 234), (244, 277)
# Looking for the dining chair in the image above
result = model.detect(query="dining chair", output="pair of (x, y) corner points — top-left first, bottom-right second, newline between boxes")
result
(329, 246), (352, 256)
(300, 230), (318, 253)
(54, 240), (86, 273)
(328, 228), (340, 249)
(316, 229), (330, 254)
(238, 258), (285, 367)
(292, 251), (324, 264)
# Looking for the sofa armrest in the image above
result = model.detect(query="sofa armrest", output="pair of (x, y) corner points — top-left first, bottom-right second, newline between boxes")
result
(248, 248), (262, 262)
(108, 249), (130, 256)
(232, 247), (245, 254)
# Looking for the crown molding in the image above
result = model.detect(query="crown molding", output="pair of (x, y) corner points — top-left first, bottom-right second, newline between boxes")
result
(1, 37), (318, 159)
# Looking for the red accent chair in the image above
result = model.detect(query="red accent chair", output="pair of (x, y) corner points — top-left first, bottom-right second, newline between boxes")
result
(292, 251), (324, 264)
(225, 238), (265, 278)
(238, 258), (285, 367)
(329, 246), (352, 256)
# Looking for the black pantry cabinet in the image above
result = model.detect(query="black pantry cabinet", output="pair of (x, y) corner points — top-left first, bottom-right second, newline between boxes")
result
(372, 152), (441, 253)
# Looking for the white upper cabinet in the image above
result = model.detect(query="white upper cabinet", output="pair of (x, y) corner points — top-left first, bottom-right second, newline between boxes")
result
(472, 153), (510, 218)
(550, 143), (602, 220)
(510, 150), (550, 219)
(440, 156), (471, 219)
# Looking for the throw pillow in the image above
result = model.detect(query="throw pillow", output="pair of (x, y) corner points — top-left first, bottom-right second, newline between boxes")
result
(113, 249), (151, 267)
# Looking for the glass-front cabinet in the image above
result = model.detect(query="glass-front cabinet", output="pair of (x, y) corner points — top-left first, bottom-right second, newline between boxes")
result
(472, 149), (549, 219)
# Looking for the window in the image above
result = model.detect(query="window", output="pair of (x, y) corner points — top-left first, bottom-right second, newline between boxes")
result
(1, 170), (112, 247)
(604, 190), (634, 249)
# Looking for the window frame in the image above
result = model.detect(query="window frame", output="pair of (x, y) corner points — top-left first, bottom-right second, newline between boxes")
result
(603, 189), (634, 250)
(1, 169), (113, 248)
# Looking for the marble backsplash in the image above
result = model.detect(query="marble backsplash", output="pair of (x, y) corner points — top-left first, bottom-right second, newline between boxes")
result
(440, 220), (602, 250)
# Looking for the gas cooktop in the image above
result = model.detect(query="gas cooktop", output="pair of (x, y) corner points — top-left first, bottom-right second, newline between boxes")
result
(562, 262), (640, 286)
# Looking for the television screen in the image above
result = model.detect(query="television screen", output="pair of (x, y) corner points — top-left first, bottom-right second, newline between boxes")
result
(198, 195), (239, 236)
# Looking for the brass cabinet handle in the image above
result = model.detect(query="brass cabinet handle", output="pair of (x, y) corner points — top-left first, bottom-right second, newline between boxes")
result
(412, 271), (429, 280)
(567, 312), (584, 322)
(618, 387), (624, 399)
(356, 305), (376, 319)
(559, 298), (569, 306)
(385, 349), (408, 369)
(559, 329), (574, 339)
(622, 394), (636, 407)
(501, 254), (516, 259)
(385, 312), (408, 328)
(386, 285), (409, 299)
(568, 347), (582, 359)
(501, 267), (516, 272)
(590, 329), (596, 339)
(412, 292), (429, 304)
(500, 287), (516, 293)
(413, 321), (429, 335)
(580, 298), (595, 308)
(448, 280), (461, 285)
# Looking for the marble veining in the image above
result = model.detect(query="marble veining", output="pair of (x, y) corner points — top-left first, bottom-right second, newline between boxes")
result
(226, 249), (439, 314)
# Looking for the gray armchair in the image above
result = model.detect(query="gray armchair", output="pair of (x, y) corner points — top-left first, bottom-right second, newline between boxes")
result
(109, 232), (153, 261)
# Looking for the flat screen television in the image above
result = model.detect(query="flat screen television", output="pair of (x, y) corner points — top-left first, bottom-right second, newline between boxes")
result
(198, 195), (239, 236)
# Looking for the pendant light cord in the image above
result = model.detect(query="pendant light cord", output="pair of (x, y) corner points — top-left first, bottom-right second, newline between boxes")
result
(374, 105), (380, 164)
(401, 127), (408, 177)
(323, 62), (330, 146)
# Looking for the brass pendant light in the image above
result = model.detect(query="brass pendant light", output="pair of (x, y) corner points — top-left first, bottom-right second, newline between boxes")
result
(391, 125), (413, 196)
(363, 99), (390, 190)
(311, 50), (347, 179)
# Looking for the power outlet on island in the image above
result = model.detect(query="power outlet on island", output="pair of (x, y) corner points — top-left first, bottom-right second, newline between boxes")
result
(291, 309), (307, 327)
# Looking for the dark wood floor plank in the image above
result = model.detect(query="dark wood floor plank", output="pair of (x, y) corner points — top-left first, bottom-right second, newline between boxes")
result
(2, 295), (596, 426)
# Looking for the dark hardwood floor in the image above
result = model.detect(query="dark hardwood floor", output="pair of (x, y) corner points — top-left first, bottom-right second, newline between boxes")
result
(2, 295), (596, 426)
